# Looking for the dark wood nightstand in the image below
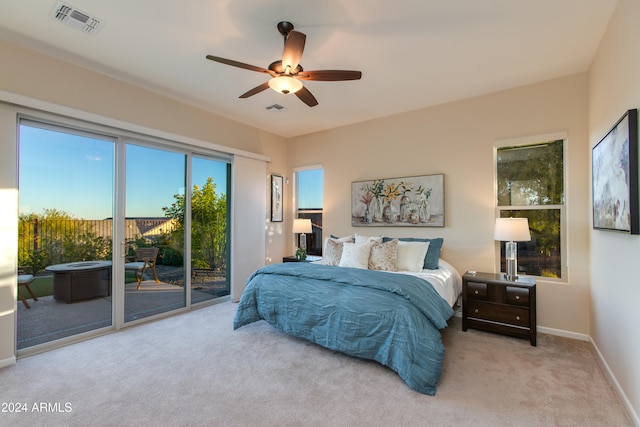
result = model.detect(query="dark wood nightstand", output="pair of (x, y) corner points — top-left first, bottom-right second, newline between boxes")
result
(462, 271), (537, 346)
(282, 255), (322, 263)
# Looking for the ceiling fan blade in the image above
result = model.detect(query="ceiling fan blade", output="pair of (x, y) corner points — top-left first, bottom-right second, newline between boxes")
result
(239, 82), (270, 99)
(295, 86), (318, 107)
(297, 70), (362, 81)
(281, 31), (306, 72)
(206, 55), (274, 75)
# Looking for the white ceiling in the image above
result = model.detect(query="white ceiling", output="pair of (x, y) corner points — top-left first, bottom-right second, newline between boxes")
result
(0, 0), (617, 138)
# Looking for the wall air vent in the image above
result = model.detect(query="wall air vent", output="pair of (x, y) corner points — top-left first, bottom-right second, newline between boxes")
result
(50, 1), (103, 35)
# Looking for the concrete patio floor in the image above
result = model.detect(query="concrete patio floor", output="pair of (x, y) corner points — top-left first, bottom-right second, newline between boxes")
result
(16, 278), (228, 350)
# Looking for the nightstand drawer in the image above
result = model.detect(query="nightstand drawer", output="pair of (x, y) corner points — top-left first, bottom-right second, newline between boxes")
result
(467, 301), (530, 327)
(506, 286), (529, 306)
(466, 281), (487, 299)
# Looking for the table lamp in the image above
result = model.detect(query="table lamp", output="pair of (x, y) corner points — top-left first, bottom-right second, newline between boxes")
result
(292, 218), (312, 252)
(494, 217), (531, 280)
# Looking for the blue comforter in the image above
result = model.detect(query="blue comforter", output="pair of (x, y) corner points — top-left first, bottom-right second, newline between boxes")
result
(234, 262), (454, 395)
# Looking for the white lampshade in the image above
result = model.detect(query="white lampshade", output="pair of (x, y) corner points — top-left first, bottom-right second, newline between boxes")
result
(292, 218), (312, 234)
(494, 218), (531, 242)
(268, 76), (303, 95)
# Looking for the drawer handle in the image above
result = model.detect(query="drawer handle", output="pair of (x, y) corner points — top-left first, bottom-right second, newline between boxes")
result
(474, 309), (479, 314)
(515, 315), (521, 321)
(515, 295), (520, 300)
(474, 290), (479, 295)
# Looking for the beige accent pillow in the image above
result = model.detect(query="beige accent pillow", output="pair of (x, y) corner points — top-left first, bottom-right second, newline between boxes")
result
(396, 241), (430, 272)
(339, 241), (374, 269)
(368, 239), (398, 271)
(318, 238), (345, 266)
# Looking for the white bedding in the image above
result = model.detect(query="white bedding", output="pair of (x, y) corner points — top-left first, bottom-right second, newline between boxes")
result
(392, 259), (462, 307)
(312, 254), (462, 307)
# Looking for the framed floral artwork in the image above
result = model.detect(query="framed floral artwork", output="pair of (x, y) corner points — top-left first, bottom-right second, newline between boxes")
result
(271, 174), (284, 222)
(351, 174), (444, 227)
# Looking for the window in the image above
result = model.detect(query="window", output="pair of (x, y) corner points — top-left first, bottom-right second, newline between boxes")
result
(496, 137), (565, 279)
(295, 167), (323, 256)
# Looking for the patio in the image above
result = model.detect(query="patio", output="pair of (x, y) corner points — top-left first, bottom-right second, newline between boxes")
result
(16, 267), (228, 349)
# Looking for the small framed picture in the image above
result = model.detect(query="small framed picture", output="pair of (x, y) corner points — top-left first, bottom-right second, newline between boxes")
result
(271, 174), (284, 222)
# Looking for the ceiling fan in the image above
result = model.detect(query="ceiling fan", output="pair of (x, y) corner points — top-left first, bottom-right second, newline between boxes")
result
(205, 21), (362, 107)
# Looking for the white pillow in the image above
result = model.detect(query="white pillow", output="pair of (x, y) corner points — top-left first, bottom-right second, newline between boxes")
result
(396, 241), (430, 272)
(355, 233), (383, 244)
(339, 241), (374, 269)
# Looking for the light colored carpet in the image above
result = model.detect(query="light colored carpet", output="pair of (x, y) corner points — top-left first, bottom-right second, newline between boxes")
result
(1, 301), (632, 426)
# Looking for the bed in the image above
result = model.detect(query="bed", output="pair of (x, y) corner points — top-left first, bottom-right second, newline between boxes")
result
(233, 236), (462, 395)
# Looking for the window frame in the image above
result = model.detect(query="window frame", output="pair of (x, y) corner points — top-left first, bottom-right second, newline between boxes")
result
(293, 165), (323, 256)
(494, 132), (568, 282)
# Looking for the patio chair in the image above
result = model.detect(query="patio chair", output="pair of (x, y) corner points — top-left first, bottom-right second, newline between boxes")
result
(125, 247), (160, 290)
(18, 274), (38, 309)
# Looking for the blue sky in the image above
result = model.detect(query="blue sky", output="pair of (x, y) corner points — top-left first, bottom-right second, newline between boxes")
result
(297, 168), (323, 209)
(19, 125), (228, 219)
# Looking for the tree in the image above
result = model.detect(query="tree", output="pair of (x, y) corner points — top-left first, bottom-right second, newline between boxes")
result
(162, 177), (227, 271)
(18, 209), (111, 274)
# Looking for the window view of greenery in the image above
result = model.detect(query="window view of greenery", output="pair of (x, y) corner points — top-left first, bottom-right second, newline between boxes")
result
(18, 209), (113, 275)
(297, 169), (323, 256)
(163, 170), (230, 302)
(496, 140), (564, 278)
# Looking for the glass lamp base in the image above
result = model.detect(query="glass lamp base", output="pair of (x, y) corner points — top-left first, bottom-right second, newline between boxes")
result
(505, 241), (518, 280)
(299, 233), (307, 251)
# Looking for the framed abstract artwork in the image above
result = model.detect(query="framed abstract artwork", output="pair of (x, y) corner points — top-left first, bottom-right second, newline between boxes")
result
(351, 174), (444, 227)
(592, 108), (639, 234)
(270, 174), (283, 222)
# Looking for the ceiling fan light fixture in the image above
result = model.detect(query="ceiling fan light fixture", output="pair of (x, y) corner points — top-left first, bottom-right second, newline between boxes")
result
(268, 76), (303, 95)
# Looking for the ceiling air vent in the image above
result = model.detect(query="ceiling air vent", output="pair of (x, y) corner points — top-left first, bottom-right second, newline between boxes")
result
(266, 104), (285, 111)
(50, 1), (103, 35)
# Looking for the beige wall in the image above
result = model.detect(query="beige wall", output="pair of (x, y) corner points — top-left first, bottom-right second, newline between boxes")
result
(263, 133), (290, 265)
(0, 40), (271, 155)
(0, 40), (288, 365)
(589, 0), (640, 422)
(0, 102), (20, 368)
(289, 73), (591, 336)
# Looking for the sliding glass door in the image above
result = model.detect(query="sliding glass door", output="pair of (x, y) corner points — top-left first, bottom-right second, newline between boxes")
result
(123, 143), (186, 322)
(17, 117), (231, 351)
(190, 156), (230, 304)
(17, 121), (115, 349)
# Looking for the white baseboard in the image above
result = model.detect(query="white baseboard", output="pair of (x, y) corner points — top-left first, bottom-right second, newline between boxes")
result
(589, 337), (640, 427)
(538, 326), (638, 425)
(0, 355), (16, 369)
(538, 326), (589, 341)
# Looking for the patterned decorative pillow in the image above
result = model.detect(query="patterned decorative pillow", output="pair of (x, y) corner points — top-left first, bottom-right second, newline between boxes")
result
(368, 238), (398, 271)
(339, 241), (374, 269)
(318, 238), (345, 266)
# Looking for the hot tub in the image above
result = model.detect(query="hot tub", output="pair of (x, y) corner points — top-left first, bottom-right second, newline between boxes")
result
(46, 261), (112, 303)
